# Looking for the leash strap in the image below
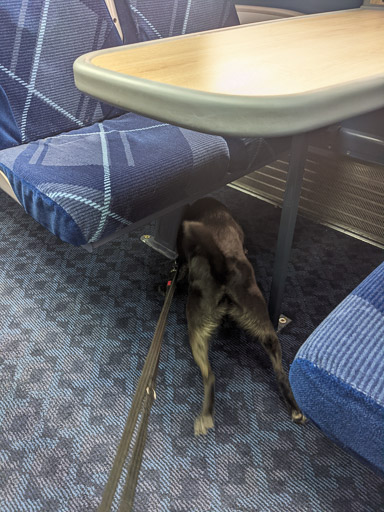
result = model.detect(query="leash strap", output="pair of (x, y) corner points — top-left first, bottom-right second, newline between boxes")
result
(98, 262), (179, 512)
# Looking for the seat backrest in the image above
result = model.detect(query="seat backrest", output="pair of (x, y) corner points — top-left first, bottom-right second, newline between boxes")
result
(115, 0), (239, 43)
(0, 0), (123, 147)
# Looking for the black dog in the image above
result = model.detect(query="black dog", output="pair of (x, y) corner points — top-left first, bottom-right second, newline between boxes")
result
(177, 197), (306, 435)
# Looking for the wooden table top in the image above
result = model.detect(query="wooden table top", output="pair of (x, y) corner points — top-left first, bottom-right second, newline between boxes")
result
(74, 8), (384, 137)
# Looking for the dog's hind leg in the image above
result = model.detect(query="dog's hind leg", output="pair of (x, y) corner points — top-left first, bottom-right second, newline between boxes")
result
(229, 298), (306, 424)
(258, 330), (306, 424)
(187, 286), (225, 435)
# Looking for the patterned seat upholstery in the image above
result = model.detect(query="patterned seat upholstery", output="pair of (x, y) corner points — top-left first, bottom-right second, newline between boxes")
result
(0, 114), (231, 245)
(289, 262), (384, 475)
(0, 0), (288, 246)
(0, 0), (123, 144)
(114, 0), (239, 43)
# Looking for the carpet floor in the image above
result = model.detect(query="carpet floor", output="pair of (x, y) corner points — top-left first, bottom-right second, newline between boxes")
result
(0, 186), (383, 512)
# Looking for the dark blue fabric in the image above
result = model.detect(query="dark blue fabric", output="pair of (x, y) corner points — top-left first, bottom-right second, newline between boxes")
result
(118, 0), (239, 42)
(0, 0), (123, 144)
(289, 262), (384, 474)
(225, 135), (290, 175)
(0, 86), (21, 150)
(0, 113), (231, 245)
(352, 262), (384, 312)
(238, 0), (362, 14)
(290, 358), (384, 475)
(0, 0), (287, 248)
(0, 112), (290, 245)
(1, 163), (86, 245)
(292, 263), (384, 406)
(114, 0), (142, 44)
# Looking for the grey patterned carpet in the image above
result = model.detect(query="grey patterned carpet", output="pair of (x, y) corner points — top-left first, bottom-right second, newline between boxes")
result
(0, 186), (383, 512)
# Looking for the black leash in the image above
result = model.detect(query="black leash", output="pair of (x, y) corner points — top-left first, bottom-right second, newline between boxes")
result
(98, 261), (179, 512)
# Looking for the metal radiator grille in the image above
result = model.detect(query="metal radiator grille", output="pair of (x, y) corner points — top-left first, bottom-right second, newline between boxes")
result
(231, 149), (384, 248)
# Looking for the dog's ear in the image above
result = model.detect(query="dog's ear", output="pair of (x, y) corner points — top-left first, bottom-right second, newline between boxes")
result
(182, 221), (227, 284)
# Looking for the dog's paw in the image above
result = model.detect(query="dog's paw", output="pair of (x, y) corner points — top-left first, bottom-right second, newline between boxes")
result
(194, 414), (214, 436)
(291, 410), (307, 424)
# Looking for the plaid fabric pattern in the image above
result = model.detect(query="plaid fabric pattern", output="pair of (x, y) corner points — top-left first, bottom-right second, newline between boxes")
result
(0, 113), (231, 245)
(0, 0), (123, 146)
(0, 0), (282, 246)
(124, 0), (239, 41)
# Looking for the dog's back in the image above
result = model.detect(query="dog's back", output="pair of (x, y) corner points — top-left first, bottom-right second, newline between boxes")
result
(179, 197), (244, 251)
(178, 198), (248, 285)
(178, 198), (261, 300)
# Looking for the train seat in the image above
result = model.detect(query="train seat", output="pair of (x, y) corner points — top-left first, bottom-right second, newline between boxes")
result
(290, 262), (384, 475)
(0, 0), (288, 247)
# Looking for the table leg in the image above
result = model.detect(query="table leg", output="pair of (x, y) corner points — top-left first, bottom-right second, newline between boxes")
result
(268, 133), (309, 328)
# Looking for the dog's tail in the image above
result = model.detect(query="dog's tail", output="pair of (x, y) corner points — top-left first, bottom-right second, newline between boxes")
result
(182, 221), (227, 284)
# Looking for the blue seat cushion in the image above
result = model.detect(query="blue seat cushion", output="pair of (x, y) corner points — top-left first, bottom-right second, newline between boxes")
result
(290, 262), (384, 474)
(0, 113), (232, 245)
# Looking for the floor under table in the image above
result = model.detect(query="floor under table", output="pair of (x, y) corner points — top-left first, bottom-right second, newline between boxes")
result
(0, 186), (383, 512)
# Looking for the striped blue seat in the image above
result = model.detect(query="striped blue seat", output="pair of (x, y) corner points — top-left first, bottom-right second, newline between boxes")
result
(290, 262), (384, 474)
(0, 0), (288, 246)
